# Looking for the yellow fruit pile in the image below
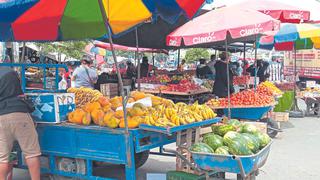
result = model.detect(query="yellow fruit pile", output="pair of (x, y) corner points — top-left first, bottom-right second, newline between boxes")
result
(67, 90), (217, 129)
(67, 87), (103, 108)
(259, 81), (282, 95)
(206, 99), (220, 107)
(141, 101), (217, 127)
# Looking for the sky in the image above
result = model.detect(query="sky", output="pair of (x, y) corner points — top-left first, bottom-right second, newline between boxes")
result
(203, 0), (320, 21)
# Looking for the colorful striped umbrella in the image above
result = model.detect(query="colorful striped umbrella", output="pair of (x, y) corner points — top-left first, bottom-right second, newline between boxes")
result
(259, 23), (320, 50)
(0, 0), (207, 41)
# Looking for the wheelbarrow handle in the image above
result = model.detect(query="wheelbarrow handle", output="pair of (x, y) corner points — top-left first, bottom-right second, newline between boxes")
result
(162, 148), (202, 173)
(235, 156), (247, 178)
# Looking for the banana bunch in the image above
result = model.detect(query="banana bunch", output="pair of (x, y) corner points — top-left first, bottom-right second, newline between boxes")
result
(143, 115), (176, 127)
(67, 87), (103, 107)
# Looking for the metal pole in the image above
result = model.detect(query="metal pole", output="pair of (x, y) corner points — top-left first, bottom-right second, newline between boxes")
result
(243, 43), (246, 62)
(135, 28), (141, 91)
(177, 49), (181, 69)
(254, 36), (258, 90)
(225, 39), (231, 119)
(21, 42), (26, 63)
(152, 53), (155, 75)
(293, 45), (297, 111)
(98, 0), (128, 134)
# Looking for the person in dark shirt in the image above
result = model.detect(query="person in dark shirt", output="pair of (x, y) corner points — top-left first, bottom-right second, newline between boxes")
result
(140, 56), (152, 78)
(213, 52), (235, 98)
(196, 58), (212, 79)
(0, 67), (41, 180)
(126, 61), (137, 90)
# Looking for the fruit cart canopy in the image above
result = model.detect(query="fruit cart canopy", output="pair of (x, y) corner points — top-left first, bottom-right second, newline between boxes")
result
(166, 6), (280, 48)
(0, 0), (208, 41)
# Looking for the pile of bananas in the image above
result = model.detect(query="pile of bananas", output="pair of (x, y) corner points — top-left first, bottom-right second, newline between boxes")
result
(67, 87), (103, 108)
(259, 81), (283, 95)
(142, 102), (217, 127)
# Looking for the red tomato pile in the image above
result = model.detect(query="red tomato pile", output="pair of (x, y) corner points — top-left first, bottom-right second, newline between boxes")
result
(257, 85), (274, 96)
(219, 89), (274, 107)
(162, 80), (201, 92)
(233, 76), (250, 85)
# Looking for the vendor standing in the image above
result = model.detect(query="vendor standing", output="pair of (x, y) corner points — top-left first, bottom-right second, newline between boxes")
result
(140, 56), (153, 78)
(196, 58), (212, 79)
(0, 67), (41, 180)
(71, 55), (98, 89)
(213, 52), (235, 98)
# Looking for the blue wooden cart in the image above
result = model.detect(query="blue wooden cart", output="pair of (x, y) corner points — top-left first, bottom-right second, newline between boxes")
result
(6, 63), (221, 179)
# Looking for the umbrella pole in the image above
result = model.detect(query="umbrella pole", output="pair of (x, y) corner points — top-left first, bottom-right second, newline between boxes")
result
(293, 46), (297, 111)
(177, 49), (181, 70)
(136, 28), (141, 91)
(98, 0), (128, 134)
(152, 53), (155, 75)
(225, 39), (231, 120)
(243, 43), (246, 62)
(254, 37), (258, 90)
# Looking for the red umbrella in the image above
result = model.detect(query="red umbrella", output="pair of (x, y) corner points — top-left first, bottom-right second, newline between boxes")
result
(230, 0), (310, 23)
(167, 7), (280, 47)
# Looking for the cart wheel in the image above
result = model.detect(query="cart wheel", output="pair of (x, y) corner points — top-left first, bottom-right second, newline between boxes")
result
(237, 173), (256, 180)
(260, 118), (279, 138)
(49, 157), (86, 179)
(135, 150), (150, 168)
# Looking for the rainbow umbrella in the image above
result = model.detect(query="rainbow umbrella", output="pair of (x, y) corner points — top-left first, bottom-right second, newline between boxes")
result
(259, 23), (320, 50)
(0, 0), (207, 41)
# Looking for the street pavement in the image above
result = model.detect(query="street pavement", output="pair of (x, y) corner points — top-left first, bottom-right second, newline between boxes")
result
(13, 117), (320, 180)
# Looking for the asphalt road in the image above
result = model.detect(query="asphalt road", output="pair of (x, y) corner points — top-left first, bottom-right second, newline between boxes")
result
(12, 117), (320, 180)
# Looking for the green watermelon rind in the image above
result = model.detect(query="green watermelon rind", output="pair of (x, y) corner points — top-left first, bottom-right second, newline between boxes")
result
(190, 142), (214, 153)
(203, 133), (224, 151)
(213, 124), (236, 136)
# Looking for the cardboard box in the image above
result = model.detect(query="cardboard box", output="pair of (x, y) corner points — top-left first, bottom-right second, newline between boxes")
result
(26, 93), (75, 123)
(100, 83), (119, 97)
(271, 112), (289, 122)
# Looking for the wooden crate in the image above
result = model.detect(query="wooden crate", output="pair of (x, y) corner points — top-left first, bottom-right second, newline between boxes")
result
(271, 112), (289, 122)
(100, 83), (119, 98)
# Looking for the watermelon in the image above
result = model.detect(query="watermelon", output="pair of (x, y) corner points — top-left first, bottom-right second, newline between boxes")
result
(215, 146), (229, 155)
(255, 132), (271, 149)
(241, 133), (260, 153)
(203, 133), (224, 151)
(227, 138), (253, 155)
(190, 143), (214, 153)
(223, 131), (240, 146)
(228, 119), (241, 128)
(239, 124), (258, 134)
(212, 124), (236, 136)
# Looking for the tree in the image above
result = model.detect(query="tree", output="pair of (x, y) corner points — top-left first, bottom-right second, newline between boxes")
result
(36, 41), (89, 61)
(184, 48), (210, 63)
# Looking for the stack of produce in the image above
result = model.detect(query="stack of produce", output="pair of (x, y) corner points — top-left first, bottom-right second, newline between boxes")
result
(142, 101), (217, 127)
(67, 90), (217, 129)
(140, 75), (171, 84)
(233, 76), (250, 85)
(275, 82), (295, 91)
(207, 89), (275, 108)
(67, 87), (103, 108)
(160, 79), (203, 92)
(258, 81), (283, 96)
(190, 119), (271, 155)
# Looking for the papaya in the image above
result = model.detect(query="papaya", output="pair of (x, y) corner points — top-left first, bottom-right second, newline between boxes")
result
(82, 113), (92, 125)
(98, 96), (111, 107)
(119, 117), (139, 129)
(115, 110), (125, 119)
(104, 116), (120, 129)
(69, 108), (86, 125)
(83, 102), (101, 113)
(91, 109), (105, 125)
(103, 111), (115, 126)
(131, 91), (146, 101)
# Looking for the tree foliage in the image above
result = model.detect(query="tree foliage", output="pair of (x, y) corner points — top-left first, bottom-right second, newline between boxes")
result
(35, 41), (89, 61)
(185, 48), (210, 63)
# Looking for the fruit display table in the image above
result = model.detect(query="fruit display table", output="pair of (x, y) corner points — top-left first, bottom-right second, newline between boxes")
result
(141, 88), (211, 104)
